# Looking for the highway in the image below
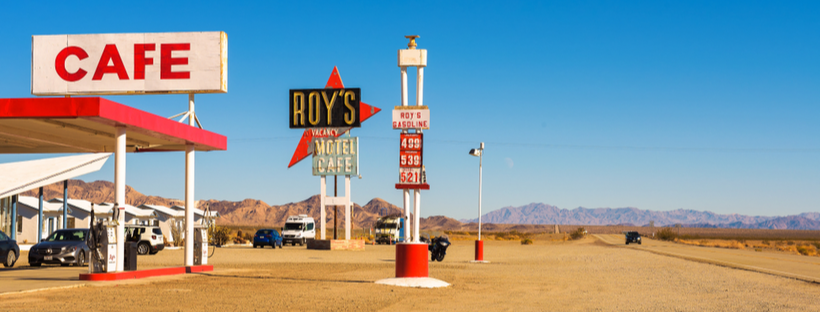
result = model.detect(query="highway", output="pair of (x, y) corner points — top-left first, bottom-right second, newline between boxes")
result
(594, 234), (820, 284)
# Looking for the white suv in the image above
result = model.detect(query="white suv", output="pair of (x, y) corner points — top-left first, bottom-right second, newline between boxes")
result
(125, 225), (165, 255)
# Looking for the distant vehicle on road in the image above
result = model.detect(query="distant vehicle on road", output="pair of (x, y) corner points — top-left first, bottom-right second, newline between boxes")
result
(282, 215), (315, 246)
(0, 230), (19, 268)
(28, 229), (90, 267)
(421, 234), (451, 261)
(625, 231), (642, 245)
(124, 225), (165, 255)
(253, 229), (283, 249)
(374, 215), (405, 244)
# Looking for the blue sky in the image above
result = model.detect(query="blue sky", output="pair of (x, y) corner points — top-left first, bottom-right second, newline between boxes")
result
(0, 1), (818, 219)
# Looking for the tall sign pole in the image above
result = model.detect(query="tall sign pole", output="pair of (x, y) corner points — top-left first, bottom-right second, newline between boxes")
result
(288, 67), (380, 243)
(381, 36), (446, 288)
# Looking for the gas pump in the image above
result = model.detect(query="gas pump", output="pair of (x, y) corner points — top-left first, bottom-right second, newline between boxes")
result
(87, 207), (119, 273)
(193, 226), (208, 265)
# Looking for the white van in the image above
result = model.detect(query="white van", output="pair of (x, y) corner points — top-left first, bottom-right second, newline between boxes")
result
(282, 215), (315, 246)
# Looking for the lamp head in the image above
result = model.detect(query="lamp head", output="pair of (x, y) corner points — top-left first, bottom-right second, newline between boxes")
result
(469, 149), (481, 157)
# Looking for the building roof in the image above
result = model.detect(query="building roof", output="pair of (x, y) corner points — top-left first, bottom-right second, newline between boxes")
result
(49, 198), (113, 215)
(100, 203), (157, 218)
(0, 97), (227, 153)
(170, 205), (219, 218)
(139, 204), (184, 218)
(0, 153), (110, 198)
(17, 196), (67, 213)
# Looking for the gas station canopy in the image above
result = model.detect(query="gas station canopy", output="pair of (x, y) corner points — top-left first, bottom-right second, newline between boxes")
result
(0, 97), (227, 153)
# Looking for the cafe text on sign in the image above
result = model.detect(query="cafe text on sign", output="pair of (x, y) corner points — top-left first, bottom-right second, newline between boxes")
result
(312, 137), (359, 176)
(392, 106), (430, 129)
(32, 32), (227, 95)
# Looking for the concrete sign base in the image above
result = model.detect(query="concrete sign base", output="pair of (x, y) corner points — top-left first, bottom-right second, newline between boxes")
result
(375, 277), (450, 289)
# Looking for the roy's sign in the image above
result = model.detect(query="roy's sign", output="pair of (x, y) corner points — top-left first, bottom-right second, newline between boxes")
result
(312, 136), (359, 176)
(392, 106), (429, 129)
(290, 88), (361, 128)
(32, 32), (227, 95)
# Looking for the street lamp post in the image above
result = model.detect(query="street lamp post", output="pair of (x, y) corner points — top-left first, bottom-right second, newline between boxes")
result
(469, 142), (487, 263)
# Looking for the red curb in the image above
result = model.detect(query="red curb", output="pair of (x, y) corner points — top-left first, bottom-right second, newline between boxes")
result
(79, 265), (213, 281)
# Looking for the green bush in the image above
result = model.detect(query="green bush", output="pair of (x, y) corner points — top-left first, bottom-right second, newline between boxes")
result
(521, 238), (533, 245)
(656, 228), (678, 241)
(569, 227), (586, 240)
(208, 226), (231, 246)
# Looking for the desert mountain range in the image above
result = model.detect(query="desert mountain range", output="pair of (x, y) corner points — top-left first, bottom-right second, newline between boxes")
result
(462, 203), (820, 230)
(21, 180), (820, 230)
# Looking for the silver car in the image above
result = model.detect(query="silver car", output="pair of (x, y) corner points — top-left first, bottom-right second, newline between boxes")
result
(28, 229), (90, 267)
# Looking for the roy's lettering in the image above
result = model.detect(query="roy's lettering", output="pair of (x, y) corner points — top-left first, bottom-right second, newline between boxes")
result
(290, 88), (361, 128)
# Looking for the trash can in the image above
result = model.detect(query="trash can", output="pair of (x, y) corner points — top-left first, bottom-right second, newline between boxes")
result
(124, 242), (138, 271)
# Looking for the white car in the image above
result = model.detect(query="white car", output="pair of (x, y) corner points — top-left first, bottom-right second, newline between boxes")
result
(282, 215), (316, 246)
(125, 225), (165, 255)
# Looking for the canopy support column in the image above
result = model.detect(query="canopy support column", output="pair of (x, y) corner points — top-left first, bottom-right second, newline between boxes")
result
(184, 93), (196, 267)
(115, 126), (126, 272)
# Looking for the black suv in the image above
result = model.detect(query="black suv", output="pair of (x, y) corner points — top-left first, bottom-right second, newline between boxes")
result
(625, 231), (641, 245)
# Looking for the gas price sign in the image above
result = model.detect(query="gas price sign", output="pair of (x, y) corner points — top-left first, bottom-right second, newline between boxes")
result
(399, 133), (424, 184)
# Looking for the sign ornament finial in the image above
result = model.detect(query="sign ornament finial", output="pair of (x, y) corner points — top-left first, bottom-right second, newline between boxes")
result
(405, 35), (419, 49)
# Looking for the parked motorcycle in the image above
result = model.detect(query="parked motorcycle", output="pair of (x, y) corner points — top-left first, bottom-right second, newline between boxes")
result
(421, 235), (451, 262)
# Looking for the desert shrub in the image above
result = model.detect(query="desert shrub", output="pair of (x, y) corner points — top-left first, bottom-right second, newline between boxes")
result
(813, 242), (820, 250)
(521, 238), (533, 245)
(787, 241), (795, 245)
(754, 248), (762, 252)
(171, 226), (184, 247)
(208, 226), (231, 246)
(243, 231), (253, 242)
(569, 227), (586, 240)
(233, 230), (248, 244)
(656, 228), (678, 241)
(796, 245), (816, 256)
(762, 240), (770, 245)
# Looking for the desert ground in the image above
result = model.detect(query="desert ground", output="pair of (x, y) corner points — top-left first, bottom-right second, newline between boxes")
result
(2, 236), (820, 311)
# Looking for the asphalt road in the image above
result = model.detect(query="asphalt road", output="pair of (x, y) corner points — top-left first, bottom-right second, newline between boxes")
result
(594, 234), (820, 284)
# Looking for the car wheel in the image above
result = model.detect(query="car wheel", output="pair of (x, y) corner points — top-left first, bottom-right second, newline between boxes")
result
(30, 262), (41, 267)
(61, 263), (70, 267)
(300, 238), (305, 246)
(4, 251), (15, 268)
(253, 244), (257, 249)
(625, 241), (629, 245)
(76, 251), (85, 267)
(291, 242), (296, 246)
(278, 242), (283, 249)
(138, 242), (150, 255)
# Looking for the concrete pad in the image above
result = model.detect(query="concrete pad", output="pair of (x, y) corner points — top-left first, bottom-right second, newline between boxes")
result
(469, 260), (491, 264)
(375, 277), (450, 288)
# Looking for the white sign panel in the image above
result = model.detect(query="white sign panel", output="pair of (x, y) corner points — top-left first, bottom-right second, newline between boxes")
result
(32, 32), (227, 95)
(392, 106), (430, 129)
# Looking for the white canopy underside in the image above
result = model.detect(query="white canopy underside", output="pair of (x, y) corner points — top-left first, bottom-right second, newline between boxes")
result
(0, 153), (111, 198)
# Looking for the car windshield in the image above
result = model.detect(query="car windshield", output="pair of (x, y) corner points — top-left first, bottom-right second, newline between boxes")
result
(257, 230), (272, 235)
(45, 230), (86, 242)
(284, 223), (303, 231)
(376, 223), (398, 229)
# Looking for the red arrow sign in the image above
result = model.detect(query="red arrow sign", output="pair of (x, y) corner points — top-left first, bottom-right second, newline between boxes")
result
(288, 67), (381, 168)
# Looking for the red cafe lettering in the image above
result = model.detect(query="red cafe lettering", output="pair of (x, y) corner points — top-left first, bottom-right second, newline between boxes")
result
(55, 43), (190, 82)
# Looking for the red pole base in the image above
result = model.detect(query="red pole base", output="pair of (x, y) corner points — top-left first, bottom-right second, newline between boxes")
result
(475, 240), (484, 261)
(396, 243), (428, 278)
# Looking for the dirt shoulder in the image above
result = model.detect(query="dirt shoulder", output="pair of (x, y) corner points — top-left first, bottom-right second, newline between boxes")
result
(2, 239), (819, 311)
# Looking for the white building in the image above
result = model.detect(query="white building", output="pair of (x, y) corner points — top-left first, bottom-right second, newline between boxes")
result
(15, 196), (68, 244)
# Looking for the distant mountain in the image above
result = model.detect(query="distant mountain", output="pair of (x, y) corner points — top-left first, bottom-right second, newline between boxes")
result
(22, 180), (455, 229)
(463, 202), (820, 230)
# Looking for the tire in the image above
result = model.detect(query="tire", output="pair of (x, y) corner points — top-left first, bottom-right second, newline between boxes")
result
(61, 263), (70, 267)
(300, 238), (305, 246)
(4, 251), (15, 268)
(638, 242), (642, 245)
(291, 242), (296, 246)
(253, 244), (257, 249)
(278, 242), (283, 249)
(431, 252), (437, 261)
(137, 242), (150, 255)
(30, 262), (41, 267)
(76, 251), (85, 267)
(625, 241), (629, 245)
(436, 253), (445, 262)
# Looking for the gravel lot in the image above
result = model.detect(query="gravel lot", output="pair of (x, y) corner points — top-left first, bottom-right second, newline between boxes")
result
(2, 238), (819, 311)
